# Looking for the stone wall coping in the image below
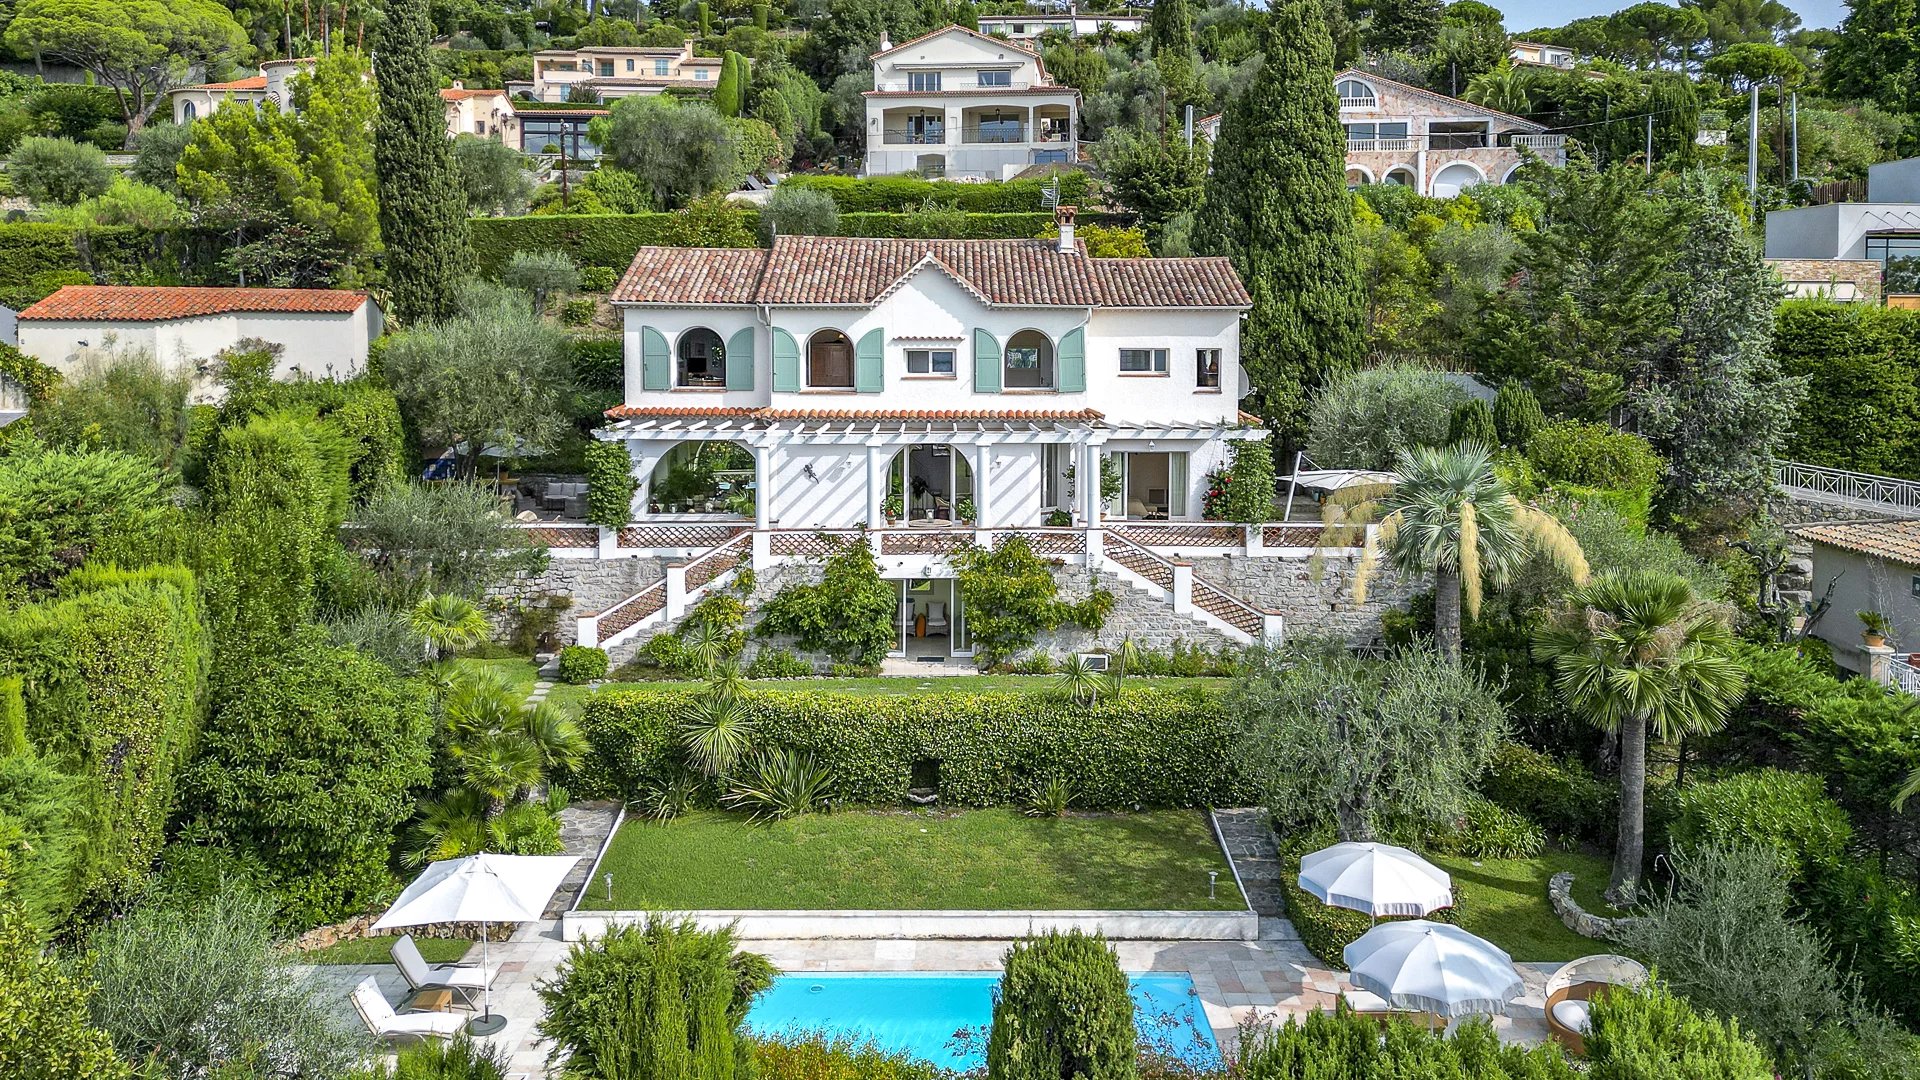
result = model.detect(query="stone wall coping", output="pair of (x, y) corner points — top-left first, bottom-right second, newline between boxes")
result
(1546, 870), (1645, 942)
(562, 908), (1259, 942)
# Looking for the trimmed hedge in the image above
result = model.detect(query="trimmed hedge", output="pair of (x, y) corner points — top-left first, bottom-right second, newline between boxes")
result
(1773, 299), (1920, 478)
(0, 565), (209, 905)
(558, 645), (609, 684)
(778, 173), (1094, 212)
(1285, 875), (1461, 969)
(0, 223), (161, 308)
(1477, 742), (1616, 847)
(837, 210), (1124, 239)
(574, 685), (1255, 808)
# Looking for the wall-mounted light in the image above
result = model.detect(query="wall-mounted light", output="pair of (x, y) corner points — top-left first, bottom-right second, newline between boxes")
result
(802, 463), (818, 482)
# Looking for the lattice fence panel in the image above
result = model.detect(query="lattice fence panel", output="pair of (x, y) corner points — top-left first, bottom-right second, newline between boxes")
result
(881, 532), (973, 555)
(619, 524), (749, 549)
(685, 546), (745, 591)
(1118, 524), (1243, 547)
(1194, 584), (1264, 635)
(769, 531), (863, 558)
(597, 584), (665, 636)
(523, 526), (599, 549)
(1261, 525), (1328, 548)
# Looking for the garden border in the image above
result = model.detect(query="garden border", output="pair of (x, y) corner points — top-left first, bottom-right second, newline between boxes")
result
(561, 908), (1258, 942)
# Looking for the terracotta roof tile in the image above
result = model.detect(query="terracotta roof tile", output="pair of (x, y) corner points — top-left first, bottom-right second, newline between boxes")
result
(604, 404), (1103, 422)
(440, 88), (505, 100)
(184, 75), (269, 91)
(20, 286), (369, 322)
(1797, 521), (1920, 567)
(874, 24), (1042, 60)
(612, 236), (1250, 310)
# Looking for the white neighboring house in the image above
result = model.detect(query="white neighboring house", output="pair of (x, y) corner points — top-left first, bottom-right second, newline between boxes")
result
(442, 84), (521, 144)
(976, 14), (1145, 40)
(1509, 40), (1576, 69)
(17, 286), (381, 402)
(512, 41), (724, 103)
(600, 211), (1257, 535)
(1767, 157), (1920, 272)
(863, 25), (1079, 179)
(170, 58), (317, 124)
(1797, 520), (1920, 687)
(1197, 70), (1562, 197)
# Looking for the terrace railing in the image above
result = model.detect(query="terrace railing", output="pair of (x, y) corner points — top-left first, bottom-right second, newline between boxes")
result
(1891, 658), (1920, 696)
(1776, 461), (1920, 515)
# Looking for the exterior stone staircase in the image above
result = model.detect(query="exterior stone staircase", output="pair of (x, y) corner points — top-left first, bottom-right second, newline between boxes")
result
(1212, 807), (1299, 940)
(1099, 530), (1279, 645)
(577, 530), (752, 652)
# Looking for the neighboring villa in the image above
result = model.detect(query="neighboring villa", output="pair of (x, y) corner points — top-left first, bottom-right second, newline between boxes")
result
(15, 285), (381, 402)
(170, 57), (318, 124)
(975, 13), (1146, 40)
(441, 84), (520, 145)
(1197, 70), (1563, 197)
(1508, 40), (1577, 69)
(1766, 157), (1920, 298)
(863, 25), (1079, 179)
(510, 41), (724, 103)
(1796, 520), (1920, 689)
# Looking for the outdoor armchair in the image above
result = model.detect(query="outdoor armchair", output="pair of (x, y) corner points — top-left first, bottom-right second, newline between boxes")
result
(391, 933), (496, 1009)
(349, 977), (467, 1046)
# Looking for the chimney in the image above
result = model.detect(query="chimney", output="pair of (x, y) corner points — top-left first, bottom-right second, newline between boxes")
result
(879, 30), (892, 51)
(1054, 205), (1077, 254)
(450, 79), (464, 90)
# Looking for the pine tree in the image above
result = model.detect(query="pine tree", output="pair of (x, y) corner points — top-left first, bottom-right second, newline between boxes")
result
(1192, 0), (1364, 439)
(374, 0), (472, 326)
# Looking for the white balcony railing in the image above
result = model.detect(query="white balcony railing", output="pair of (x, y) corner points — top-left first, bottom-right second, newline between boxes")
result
(1891, 658), (1920, 695)
(1346, 137), (1415, 152)
(1777, 460), (1920, 514)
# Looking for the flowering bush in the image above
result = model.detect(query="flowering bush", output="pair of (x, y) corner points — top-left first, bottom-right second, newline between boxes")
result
(1201, 467), (1231, 520)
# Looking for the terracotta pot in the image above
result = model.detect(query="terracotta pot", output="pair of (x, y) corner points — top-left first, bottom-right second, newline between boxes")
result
(1863, 632), (1888, 648)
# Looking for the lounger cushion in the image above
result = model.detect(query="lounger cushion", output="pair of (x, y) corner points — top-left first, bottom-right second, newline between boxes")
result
(387, 1012), (467, 1036)
(1551, 999), (1592, 1034)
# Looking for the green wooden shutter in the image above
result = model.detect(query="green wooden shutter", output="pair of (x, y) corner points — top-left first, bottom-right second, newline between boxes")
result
(640, 326), (670, 391)
(855, 327), (884, 394)
(725, 327), (755, 391)
(972, 328), (1001, 394)
(771, 327), (799, 392)
(1057, 327), (1086, 393)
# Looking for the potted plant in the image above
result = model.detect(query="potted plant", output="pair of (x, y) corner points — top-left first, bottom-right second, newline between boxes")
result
(956, 497), (978, 524)
(1860, 610), (1892, 647)
(882, 493), (904, 524)
(1044, 508), (1072, 527)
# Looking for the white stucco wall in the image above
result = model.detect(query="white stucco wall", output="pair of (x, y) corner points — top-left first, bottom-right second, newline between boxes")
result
(1765, 202), (1920, 261)
(864, 27), (1076, 178)
(1808, 543), (1920, 675)
(18, 306), (376, 402)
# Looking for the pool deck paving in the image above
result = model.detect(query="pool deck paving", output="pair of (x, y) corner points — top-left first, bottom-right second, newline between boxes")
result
(306, 921), (1555, 1077)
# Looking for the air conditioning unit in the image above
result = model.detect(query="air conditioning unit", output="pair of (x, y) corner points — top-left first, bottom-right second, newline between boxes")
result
(1077, 652), (1110, 672)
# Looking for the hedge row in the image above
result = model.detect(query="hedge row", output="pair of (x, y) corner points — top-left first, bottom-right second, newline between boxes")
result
(836, 210), (1124, 239)
(0, 564), (209, 917)
(1284, 876), (1461, 969)
(778, 173), (1094, 212)
(1772, 300), (1920, 479)
(0, 223), (172, 308)
(574, 685), (1255, 808)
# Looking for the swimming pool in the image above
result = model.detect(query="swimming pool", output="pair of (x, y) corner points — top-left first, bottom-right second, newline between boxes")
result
(744, 971), (1221, 1072)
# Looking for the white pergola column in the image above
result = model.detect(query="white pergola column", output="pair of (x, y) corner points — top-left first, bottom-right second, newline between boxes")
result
(753, 444), (774, 529)
(1079, 440), (1103, 526)
(865, 443), (885, 529)
(974, 444), (995, 528)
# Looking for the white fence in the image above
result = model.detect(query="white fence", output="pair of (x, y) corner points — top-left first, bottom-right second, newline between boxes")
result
(1891, 658), (1920, 696)
(1776, 461), (1920, 515)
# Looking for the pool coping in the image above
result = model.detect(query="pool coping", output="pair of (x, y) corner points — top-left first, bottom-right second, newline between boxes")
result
(562, 907), (1259, 942)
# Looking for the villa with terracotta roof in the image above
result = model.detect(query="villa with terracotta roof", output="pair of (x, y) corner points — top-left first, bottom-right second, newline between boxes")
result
(170, 58), (317, 124)
(535, 211), (1380, 663)
(17, 285), (381, 402)
(1796, 519), (1920, 682)
(862, 25), (1078, 179)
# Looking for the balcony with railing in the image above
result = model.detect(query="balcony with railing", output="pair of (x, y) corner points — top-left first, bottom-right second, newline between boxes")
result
(882, 126), (946, 145)
(1346, 136), (1415, 152)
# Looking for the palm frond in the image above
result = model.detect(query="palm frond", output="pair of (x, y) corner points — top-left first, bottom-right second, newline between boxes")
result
(1511, 502), (1590, 586)
(1460, 499), (1481, 619)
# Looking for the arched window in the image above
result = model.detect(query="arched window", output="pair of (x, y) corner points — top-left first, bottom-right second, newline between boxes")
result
(1345, 167), (1372, 188)
(1385, 168), (1416, 187)
(1336, 79), (1376, 107)
(1430, 162), (1484, 198)
(1003, 329), (1053, 389)
(183, 101), (197, 122)
(677, 327), (726, 388)
(807, 329), (854, 388)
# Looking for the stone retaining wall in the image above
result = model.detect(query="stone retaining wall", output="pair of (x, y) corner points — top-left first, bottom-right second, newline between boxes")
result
(563, 907), (1259, 942)
(288, 913), (512, 954)
(1191, 551), (1411, 643)
(1546, 871), (1643, 941)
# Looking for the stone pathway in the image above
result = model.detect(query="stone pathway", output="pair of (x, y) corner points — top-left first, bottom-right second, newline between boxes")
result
(541, 801), (621, 918)
(1212, 808), (1297, 941)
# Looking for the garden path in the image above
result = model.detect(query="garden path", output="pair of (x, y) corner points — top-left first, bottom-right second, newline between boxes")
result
(1211, 808), (1297, 941)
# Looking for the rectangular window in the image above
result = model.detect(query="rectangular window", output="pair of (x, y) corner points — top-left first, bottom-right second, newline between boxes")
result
(626, 59), (635, 72)
(978, 69), (1011, 87)
(696, 69), (709, 80)
(906, 349), (956, 375)
(1912, 574), (1920, 599)
(1195, 348), (1221, 389)
(655, 58), (670, 76)
(909, 71), (942, 92)
(598, 60), (614, 76)
(1119, 348), (1168, 374)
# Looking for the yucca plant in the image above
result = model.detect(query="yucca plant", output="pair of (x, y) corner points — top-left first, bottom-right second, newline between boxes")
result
(1113, 637), (1143, 690)
(1355, 441), (1588, 661)
(723, 748), (834, 821)
(1053, 654), (1111, 707)
(641, 771), (703, 821)
(680, 693), (757, 778)
(1025, 777), (1072, 818)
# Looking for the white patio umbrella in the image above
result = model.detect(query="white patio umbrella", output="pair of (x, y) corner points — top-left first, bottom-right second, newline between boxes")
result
(1298, 842), (1453, 918)
(371, 853), (580, 1035)
(1342, 919), (1524, 1019)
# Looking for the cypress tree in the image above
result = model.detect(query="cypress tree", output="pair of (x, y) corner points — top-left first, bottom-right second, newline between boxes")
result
(374, 0), (472, 326)
(1148, 0), (1200, 114)
(1447, 398), (1497, 447)
(715, 53), (743, 116)
(1491, 379), (1546, 448)
(1192, 0), (1364, 440)
(988, 930), (1136, 1080)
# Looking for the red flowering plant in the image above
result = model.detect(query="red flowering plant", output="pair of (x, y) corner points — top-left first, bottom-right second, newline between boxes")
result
(1201, 467), (1232, 520)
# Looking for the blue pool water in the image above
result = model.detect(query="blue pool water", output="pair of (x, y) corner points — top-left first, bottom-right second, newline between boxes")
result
(744, 971), (1221, 1072)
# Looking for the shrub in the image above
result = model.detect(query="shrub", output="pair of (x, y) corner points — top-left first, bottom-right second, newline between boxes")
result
(1477, 742), (1615, 846)
(469, 211), (761, 274)
(744, 647), (812, 679)
(747, 1033), (941, 1080)
(1217, 438), (1277, 524)
(778, 173), (1093, 212)
(0, 872), (130, 1079)
(8, 136), (112, 205)
(558, 645), (609, 684)
(502, 249), (579, 312)
(1303, 363), (1466, 470)
(0, 566), (208, 904)
(578, 266), (620, 292)
(0, 751), (96, 930)
(1447, 398), (1497, 446)
(82, 887), (372, 1076)
(1238, 1003), (1572, 1076)
(561, 297), (596, 325)
(351, 1037), (511, 1079)
(27, 348), (194, 472)
(1422, 792), (1546, 859)
(1585, 977), (1775, 1078)
(536, 915), (775, 1080)
(575, 685), (1255, 808)
(756, 540), (896, 664)
(634, 631), (697, 676)
(1491, 380), (1547, 447)
(988, 930), (1135, 1080)
(1671, 770), (1853, 884)
(0, 341), (58, 404)
(759, 182), (839, 239)
(955, 535), (1114, 667)
(1525, 420), (1662, 492)
(1285, 876), (1461, 968)
(583, 439), (637, 528)
(0, 222), (158, 308)
(0, 444), (174, 606)
(178, 629), (434, 927)
(1772, 300), (1920, 477)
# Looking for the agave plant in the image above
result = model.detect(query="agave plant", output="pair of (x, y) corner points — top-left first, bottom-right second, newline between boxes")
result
(1053, 654), (1111, 707)
(723, 748), (834, 821)
(1024, 777), (1072, 818)
(641, 771), (703, 822)
(679, 693), (756, 778)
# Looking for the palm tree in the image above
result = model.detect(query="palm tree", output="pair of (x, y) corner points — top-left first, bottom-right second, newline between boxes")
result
(1533, 570), (1748, 905)
(410, 593), (490, 662)
(1355, 442), (1588, 661)
(1463, 60), (1532, 116)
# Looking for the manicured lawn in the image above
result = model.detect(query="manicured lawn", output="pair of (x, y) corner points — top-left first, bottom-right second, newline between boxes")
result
(582, 808), (1246, 911)
(297, 935), (473, 966)
(1427, 849), (1631, 962)
(454, 657), (591, 709)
